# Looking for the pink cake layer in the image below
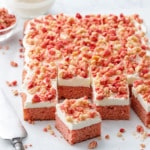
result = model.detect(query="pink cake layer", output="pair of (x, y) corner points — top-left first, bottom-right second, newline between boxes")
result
(96, 105), (130, 120)
(58, 86), (92, 99)
(21, 93), (55, 121)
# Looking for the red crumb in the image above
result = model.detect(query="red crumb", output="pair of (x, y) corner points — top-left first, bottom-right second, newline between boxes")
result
(24, 144), (32, 149)
(105, 134), (110, 139)
(119, 128), (126, 133)
(29, 144), (32, 147)
(19, 48), (25, 53)
(43, 127), (48, 132)
(6, 80), (18, 87)
(10, 61), (18, 67)
(136, 125), (144, 133)
(19, 54), (24, 58)
(19, 39), (23, 47)
(147, 133), (150, 137)
(24, 145), (28, 149)
(88, 140), (98, 149)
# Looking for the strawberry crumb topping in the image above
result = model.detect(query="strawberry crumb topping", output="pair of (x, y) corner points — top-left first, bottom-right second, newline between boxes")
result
(58, 97), (100, 122)
(133, 80), (150, 103)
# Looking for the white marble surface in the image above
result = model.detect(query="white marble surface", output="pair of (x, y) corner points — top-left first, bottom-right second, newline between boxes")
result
(1, 0), (150, 150)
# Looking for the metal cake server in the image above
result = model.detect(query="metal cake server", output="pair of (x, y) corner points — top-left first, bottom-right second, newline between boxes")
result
(0, 89), (27, 150)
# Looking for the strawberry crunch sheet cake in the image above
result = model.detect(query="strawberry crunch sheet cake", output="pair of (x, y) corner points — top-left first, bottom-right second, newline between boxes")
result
(22, 13), (150, 126)
(55, 97), (101, 144)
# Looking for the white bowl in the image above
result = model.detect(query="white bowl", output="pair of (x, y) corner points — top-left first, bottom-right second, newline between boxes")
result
(9, 0), (56, 19)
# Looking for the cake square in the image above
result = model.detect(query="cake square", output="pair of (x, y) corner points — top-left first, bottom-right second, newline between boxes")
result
(55, 97), (101, 144)
(131, 79), (150, 127)
(22, 61), (57, 121)
(91, 62), (130, 120)
(58, 57), (91, 99)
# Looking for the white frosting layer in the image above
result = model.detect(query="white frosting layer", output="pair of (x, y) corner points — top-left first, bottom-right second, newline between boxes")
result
(93, 94), (130, 106)
(132, 87), (150, 112)
(56, 104), (101, 130)
(24, 98), (56, 108)
(146, 50), (150, 56)
(58, 76), (91, 87)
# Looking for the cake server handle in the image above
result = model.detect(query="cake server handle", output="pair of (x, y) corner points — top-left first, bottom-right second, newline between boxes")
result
(12, 138), (25, 150)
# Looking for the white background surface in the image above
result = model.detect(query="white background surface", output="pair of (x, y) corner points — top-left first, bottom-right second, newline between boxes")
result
(1, 0), (150, 149)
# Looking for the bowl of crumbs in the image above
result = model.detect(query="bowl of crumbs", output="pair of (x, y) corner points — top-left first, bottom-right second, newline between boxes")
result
(0, 8), (17, 41)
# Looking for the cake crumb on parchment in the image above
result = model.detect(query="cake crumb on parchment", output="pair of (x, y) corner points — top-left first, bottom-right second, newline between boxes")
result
(11, 89), (19, 96)
(27, 119), (35, 125)
(104, 134), (110, 140)
(43, 124), (56, 136)
(24, 144), (32, 149)
(6, 80), (18, 87)
(88, 140), (98, 149)
(10, 61), (18, 67)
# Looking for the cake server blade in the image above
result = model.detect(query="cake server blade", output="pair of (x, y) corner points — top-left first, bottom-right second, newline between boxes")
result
(0, 89), (27, 150)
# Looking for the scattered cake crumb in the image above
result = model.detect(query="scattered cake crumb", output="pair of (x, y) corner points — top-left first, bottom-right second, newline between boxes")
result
(19, 48), (25, 53)
(97, 136), (101, 140)
(10, 61), (18, 67)
(6, 80), (18, 87)
(105, 134), (110, 140)
(88, 140), (98, 149)
(136, 125), (144, 133)
(141, 131), (148, 140)
(117, 131), (123, 137)
(43, 125), (56, 136)
(24, 144), (32, 149)
(19, 39), (23, 47)
(140, 143), (146, 149)
(119, 128), (126, 133)
(19, 54), (24, 58)
(12, 89), (19, 96)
